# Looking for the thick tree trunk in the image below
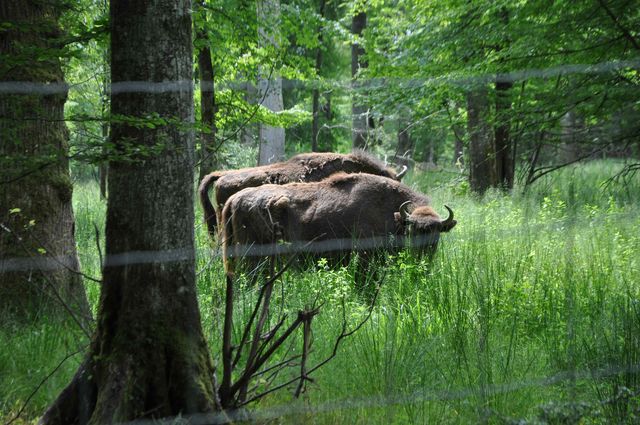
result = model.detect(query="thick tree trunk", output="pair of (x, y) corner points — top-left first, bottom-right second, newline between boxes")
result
(495, 77), (514, 189)
(467, 86), (497, 194)
(257, 0), (285, 165)
(196, 14), (218, 182)
(0, 0), (89, 322)
(41, 1), (216, 423)
(351, 11), (369, 150)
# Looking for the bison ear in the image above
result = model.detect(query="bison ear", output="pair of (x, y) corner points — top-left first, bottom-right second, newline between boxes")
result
(440, 219), (457, 232)
(271, 195), (290, 210)
(394, 212), (402, 223)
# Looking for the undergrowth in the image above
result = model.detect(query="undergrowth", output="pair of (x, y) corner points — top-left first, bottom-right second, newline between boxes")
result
(1, 160), (639, 424)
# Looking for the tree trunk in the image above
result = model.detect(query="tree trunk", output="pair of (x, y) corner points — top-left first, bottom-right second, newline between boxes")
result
(495, 77), (514, 189)
(467, 86), (497, 194)
(0, 0), (89, 323)
(446, 102), (465, 166)
(454, 137), (464, 166)
(560, 111), (583, 162)
(311, 0), (326, 153)
(240, 78), (257, 147)
(351, 11), (369, 150)
(41, 1), (216, 423)
(494, 7), (514, 190)
(395, 115), (413, 166)
(257, 0), (285, 165)
(99, 28), (110, 200)
(99, 119), (109, 200)
(196, 9), (218, 182)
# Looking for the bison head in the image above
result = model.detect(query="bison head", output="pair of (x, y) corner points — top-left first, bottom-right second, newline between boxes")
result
(394, 202), (456, 254)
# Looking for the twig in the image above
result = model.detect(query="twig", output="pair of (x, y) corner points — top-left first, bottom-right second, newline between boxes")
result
(294, 311), (314, 398)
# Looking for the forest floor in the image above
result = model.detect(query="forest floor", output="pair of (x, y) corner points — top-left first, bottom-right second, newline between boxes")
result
(2, 160), (640, 424)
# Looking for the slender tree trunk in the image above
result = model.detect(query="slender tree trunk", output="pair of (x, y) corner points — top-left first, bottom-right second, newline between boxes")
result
(351, 11), (369, 150)
(467, 86), (497, 194)
(99, 128), (108, 199)
(241, 78), (257, 146)
(495, 77), (513, 189)
(99, 23), (110, 200)
(311, 0), (326, 152)
(454, 137), (464, 166)
(99, 100), (109, 199)
(196, 9), (218, 182)
(0, 0), (89, 322)
(257, 0), (285, 165)
(560, 111), (583, 162)
(427, 140), (435, 165)
(446, 102), (465, 166)
(494, 7), (514, 190)
(41, 1), (216, 423)
(395, 115), (413, 166)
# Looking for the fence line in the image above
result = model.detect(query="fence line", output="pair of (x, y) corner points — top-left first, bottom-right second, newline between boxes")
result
(1, 209), (636, 274)
(1, 58), (639, 96)
(118, 362), (640, 425)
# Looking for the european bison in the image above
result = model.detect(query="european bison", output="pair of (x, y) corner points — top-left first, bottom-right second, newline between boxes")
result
(221, 172), (456, 277)
(199, 151), (407, 238)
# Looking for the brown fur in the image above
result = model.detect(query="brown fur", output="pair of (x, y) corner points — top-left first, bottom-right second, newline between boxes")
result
(221, 173), (456, 275)
(199, 151), (406, 238)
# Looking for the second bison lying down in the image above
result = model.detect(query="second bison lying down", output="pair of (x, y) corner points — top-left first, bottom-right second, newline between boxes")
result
(199, 151), (407, 237)
(221, 172), (456, 275)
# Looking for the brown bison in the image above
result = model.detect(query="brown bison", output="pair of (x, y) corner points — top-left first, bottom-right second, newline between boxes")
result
(199, 151), (407, 238)
(221, 172), (456, 277)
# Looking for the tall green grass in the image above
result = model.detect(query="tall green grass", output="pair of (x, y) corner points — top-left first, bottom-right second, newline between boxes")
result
(1, 160), (639, 423)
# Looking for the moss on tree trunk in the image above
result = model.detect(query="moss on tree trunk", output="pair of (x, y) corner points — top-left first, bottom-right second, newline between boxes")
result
(0, 0), (89, 323)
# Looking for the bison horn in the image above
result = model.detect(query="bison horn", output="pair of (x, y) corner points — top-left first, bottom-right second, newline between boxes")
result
(441, 205), (454, 226)
(399, 201), (413, 221)
(396, 165), (408, 181)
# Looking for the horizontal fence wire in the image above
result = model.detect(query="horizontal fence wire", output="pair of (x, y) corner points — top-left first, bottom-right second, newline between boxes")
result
(1, 58), (639, 96)
(1, 210), (636, 273)
(117, 362), (640, 425)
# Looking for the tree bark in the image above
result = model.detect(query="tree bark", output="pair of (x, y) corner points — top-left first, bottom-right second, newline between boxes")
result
(495, 77), (514, 189)
(0, 0), (89, 322)
(196, 7), (218, 182)
(467, 86), (497, 194)
(257, 0), (285, 165)
(41, 1), (216, 423)
(351, 11), (369, 150)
